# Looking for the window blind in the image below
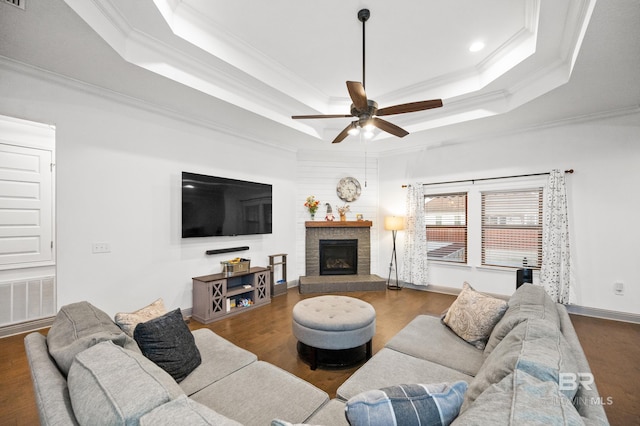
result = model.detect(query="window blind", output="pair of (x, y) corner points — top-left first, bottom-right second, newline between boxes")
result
(481, 189), (542, 268)
(425, 193), (467, 263)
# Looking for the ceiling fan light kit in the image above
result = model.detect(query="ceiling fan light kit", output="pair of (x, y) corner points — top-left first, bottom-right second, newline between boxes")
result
(292, 9), (443, 144)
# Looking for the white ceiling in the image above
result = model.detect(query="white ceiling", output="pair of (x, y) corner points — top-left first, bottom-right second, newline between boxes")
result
(1, 0), (639, 153)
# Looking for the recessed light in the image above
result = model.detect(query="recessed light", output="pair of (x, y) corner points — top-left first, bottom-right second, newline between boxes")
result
(469, 41), (485, 52)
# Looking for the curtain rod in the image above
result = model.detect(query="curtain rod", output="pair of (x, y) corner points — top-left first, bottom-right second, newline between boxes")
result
(401, 169), (574, 188)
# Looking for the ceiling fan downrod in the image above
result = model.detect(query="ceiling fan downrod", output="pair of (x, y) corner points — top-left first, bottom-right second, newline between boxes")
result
(358, 9), (370, 90)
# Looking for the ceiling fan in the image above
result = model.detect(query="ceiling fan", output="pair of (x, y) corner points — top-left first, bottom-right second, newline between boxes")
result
(292, 8), (443, 144)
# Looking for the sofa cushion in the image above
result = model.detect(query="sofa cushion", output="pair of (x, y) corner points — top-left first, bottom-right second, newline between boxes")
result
(462, 318), (579, 411)
(46, 301), (140, 375)
(484, 283), (560, 355)
(179, 328), (257, 396)
(454, 369), (584, 425)
(345, 381), (467, 426)
(134, 308), (201, 383)
(442, 282), (508, 350)
(114, 298), (167, 337)
(190, 361), (329, 425)
(140, 395), (242, 426)
(337, 348), (473, 401)
(67, 341), (184, 426)
(385, 315), (484, 376)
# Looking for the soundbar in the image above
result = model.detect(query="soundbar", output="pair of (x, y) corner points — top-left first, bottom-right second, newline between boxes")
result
(205, 246), (250, 256)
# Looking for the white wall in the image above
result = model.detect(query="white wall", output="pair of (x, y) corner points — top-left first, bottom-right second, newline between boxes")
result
(295, 150), (380, 278)
(0, 65), (298, 317)
(379, 112), (640, 315)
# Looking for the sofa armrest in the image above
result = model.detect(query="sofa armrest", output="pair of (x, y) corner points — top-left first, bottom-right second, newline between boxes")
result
(24, 332), (79, 426)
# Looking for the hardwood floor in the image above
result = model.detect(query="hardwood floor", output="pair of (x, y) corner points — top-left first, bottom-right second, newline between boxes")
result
(1, 287), (638, 425)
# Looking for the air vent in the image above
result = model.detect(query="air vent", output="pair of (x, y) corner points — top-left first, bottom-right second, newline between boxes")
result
(4, 0), (25, 10)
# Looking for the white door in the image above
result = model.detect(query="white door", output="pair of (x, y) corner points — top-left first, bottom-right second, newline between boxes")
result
(0, 143), (53, 268)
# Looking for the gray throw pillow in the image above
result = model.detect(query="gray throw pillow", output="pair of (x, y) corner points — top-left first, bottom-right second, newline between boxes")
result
(134, 308), (201, 382)
(67, 340), (184, 426)
(345, 381), (468, 426)
(47, 301), (140, 375)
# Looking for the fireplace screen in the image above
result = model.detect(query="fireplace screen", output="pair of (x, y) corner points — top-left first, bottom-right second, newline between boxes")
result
(319, 239), (358, 275)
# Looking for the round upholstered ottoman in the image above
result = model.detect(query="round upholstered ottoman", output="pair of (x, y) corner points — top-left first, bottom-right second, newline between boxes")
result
(292, 295), (376, 370)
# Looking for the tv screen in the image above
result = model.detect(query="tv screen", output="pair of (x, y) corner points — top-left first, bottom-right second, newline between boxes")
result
(182, 172), (272, 237)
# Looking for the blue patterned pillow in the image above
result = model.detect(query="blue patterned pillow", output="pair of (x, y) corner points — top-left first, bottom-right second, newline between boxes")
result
(345, 381), (468, 426)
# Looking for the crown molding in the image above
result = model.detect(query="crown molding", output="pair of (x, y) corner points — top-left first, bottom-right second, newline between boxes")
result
(0, 56), (300, 153)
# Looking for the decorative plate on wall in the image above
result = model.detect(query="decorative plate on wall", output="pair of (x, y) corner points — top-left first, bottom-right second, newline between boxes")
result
(336, 177), (361, 202)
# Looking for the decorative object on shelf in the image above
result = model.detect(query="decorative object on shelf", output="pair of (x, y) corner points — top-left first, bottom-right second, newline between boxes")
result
(337, 177), (362, 202)
(221, 258), (250, 276)
(384, 216), (405, 290)
(337, 204), (351, 221)
(324, 203), (335, 221)
(356, 214), (364, 221)
(304, 195), (320, 220)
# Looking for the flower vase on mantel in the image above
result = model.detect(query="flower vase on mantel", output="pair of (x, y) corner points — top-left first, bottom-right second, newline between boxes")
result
(304, 195), (320, 222)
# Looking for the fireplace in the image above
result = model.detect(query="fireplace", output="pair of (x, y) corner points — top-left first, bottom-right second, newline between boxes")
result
(319, 239), (358, 276)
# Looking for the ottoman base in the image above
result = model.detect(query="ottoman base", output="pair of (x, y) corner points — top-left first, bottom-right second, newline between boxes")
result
(297, 340), (372, 370)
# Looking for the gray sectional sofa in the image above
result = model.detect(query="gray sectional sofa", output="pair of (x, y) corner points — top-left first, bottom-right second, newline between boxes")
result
(24, 302), (329, 425)
(25, 284), (609, 425)
(304, 283), (609, 425)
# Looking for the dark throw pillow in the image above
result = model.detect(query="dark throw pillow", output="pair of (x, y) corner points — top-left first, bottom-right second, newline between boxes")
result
(133, 308), (201, 382)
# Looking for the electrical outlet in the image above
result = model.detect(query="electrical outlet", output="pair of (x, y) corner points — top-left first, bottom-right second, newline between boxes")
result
(92, 243), (111, 254)
(614, 281), (624, 296)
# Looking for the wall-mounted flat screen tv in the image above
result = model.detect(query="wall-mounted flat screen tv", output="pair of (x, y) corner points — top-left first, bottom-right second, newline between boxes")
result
(182, 172), (272, 237)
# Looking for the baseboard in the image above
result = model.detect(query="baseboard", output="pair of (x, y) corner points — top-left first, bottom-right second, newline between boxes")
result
(566, 305), (640, 324)
(0, 316), (54, 339)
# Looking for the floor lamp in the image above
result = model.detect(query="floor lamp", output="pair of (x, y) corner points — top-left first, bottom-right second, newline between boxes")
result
(384, 216), (404, 290)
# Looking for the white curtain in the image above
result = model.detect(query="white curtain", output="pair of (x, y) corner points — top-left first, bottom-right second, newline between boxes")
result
(401, 184), (429, 286)
(540, 170), (573, 304)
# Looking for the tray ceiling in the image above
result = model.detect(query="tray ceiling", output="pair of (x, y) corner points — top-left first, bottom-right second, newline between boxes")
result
(60, 0), (599, 147)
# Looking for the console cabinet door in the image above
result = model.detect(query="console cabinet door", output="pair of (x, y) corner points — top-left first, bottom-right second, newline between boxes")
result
(254, 271), (270, 304)
(208, 279), (227, 319)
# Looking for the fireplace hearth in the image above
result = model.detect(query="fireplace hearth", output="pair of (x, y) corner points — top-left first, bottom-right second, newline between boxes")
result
(319, 239), (357, 275)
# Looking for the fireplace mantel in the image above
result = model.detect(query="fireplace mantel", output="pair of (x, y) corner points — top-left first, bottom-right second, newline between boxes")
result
(305, 221), (372, 228)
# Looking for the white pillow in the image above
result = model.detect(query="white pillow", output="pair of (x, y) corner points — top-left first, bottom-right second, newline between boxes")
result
(114, 298), (166, 337)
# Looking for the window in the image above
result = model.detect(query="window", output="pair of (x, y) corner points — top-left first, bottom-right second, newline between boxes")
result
(425, 193), (467, 263)
(481, 189), (542, 268)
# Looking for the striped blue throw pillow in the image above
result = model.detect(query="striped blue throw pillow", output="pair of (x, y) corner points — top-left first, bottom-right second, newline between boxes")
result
(345, 381), (468, 426)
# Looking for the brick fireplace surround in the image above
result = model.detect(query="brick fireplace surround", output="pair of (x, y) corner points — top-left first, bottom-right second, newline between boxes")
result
(299, 221), (386, 294)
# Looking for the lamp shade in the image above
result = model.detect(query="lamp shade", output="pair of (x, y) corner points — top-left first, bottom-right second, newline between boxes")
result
(384, 216), (405, 231)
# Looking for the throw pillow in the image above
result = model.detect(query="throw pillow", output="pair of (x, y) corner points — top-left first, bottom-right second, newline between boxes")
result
(47, 301), (140, 375)
(67, 340), (184, 426)
(442, 282), (508, 349)
(345, 381), (468, 426)
(114, 298), (167, 337)
(134, 308), (202, 382)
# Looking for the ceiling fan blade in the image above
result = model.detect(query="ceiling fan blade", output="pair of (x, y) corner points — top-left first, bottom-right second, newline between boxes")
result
(376, 99), (443, 116)
(292, 114), (352, 119)
(371, 117), (409, 138)
(346, 81), (369, 112)
(332, 123), (354, 144)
